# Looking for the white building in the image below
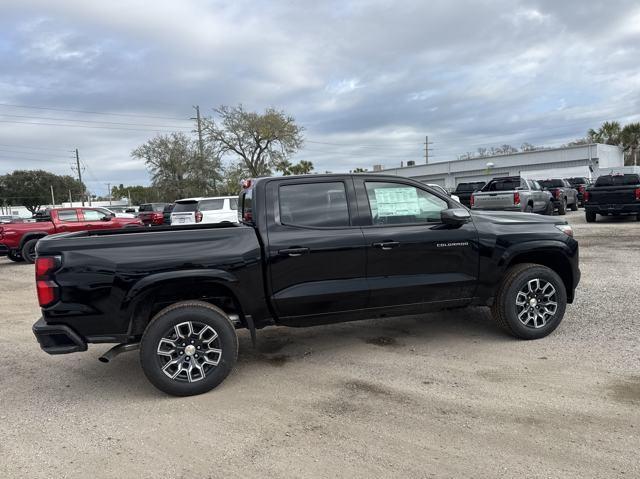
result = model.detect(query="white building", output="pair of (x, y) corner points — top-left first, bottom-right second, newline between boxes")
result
(372, 144), (624, 189)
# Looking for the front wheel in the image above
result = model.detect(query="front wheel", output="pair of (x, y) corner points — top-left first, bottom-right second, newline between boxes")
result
(544, 201), (554, 216)
(21, 238), (39, 264)
(491, 263), (567, 340)
(140, 301), (238, 396)
(570, 200), (578, 211)
(7, 251), (24, 262)
(557, 199), (567, 215)
(585, 210), (596, 223)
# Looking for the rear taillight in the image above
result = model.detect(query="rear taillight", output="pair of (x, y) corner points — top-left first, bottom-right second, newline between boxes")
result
(513, 192), (521, 206)
(583, 191), (590, 202)
(470, 194), (475, 208)
(578, 185), (585, 194)
(554, 189), (561, 199)
(635, 188), (640, 201)
(195, 211), (203, 223)
(35, 256), (61, 307)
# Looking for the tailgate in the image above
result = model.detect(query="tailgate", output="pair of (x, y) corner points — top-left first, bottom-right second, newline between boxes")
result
(589, 187), (636, 204)
(171, 212), (196, 224)
(473, 192), (515, 209)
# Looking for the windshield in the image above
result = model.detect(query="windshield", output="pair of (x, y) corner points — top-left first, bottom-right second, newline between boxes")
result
(595, 174), (640, 187)
(173, 201), (198, 213)
(538, 180), (564, 188)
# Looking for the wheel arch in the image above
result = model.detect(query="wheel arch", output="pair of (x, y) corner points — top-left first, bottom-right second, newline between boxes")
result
(20, 232), (48, 248)
(125, 271), (247, 337)
(502, 244), (575, 303)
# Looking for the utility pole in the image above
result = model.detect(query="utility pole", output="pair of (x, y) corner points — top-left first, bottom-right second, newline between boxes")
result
(50, 185), (56, 206)
(191, 105), (216, 194)
(74, 148), (85, 206)
(68, 189), (72, 205)
(107, 183), (112, 205)
(425, 135), (433, 164)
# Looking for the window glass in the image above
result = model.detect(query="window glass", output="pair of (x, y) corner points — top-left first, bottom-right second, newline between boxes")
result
(365, 182), (447, 225)
(229, 198), (238, 210)
(57, 210), (79, 222)
(595, 174), (640, 187)
(199, 199), (224, 211)
(484, 178), (521, 191)
(173, 201), (198, 213)
(279, 182), (350, 227)
(83, 209), (104, 221)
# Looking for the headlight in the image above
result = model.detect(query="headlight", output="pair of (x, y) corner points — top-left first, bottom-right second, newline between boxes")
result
(555, 224), (573, 237)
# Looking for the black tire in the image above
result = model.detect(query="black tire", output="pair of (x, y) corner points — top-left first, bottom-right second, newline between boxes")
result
(491, 263), (567, 340)
(524, 204), (533, 213)
(140, 300), (238, 396)
(21, 238), (39, 264)
(557, 199), (567, 215)
(6, 251), (24, 262)
(570, 199), (578, 211)
(543, 201), (554, 216)
(585, 210), (596, 223)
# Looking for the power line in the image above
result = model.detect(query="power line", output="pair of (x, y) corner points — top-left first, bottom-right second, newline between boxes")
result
(0, 148), (73, 160)
(0, 102), (190, 121)
(0, 153), (71, 163)
(0, 113), (192, 129)
(0, 143), (71, 152)
(0, 119), (188, 133)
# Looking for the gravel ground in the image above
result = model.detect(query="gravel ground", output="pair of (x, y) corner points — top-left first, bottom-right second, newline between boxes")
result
(0, 210), (638, 479)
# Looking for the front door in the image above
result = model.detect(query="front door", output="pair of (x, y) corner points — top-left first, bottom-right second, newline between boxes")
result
(355, 178), (479, 311)
(265, 178), (368, 320)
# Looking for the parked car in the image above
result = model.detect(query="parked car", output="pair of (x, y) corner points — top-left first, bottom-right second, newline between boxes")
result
(32, 174), (579, 396)
(107, 206), (135, 215)
(471, 176), (553, 215)
(537, 179), (579, 215)
(453, 181), (486, 208)
(0, 207), (142, 263)
(163, 204), (175, 225)
(565, 177), (592, 206)
(94, 207), (136, 219)
(426, 184), (461, 203)
(138, 203), (170, 226)
(170, 196), (238, 225)
(584, 173), (640, 222)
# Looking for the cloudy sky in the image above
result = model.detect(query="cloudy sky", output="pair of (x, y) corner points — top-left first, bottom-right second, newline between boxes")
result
(1, 0), (639, 195)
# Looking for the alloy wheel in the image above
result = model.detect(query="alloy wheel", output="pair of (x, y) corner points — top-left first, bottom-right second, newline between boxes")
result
(515, 278), (558, 328)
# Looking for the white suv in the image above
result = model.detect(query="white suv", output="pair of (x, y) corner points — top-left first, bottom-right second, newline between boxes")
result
(170, 197), (238, 225)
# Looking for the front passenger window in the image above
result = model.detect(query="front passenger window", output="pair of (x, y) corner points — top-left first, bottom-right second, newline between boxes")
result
(365, 182), (448, 225)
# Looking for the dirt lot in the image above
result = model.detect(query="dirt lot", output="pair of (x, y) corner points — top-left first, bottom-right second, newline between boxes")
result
(0, 210), (638, 479)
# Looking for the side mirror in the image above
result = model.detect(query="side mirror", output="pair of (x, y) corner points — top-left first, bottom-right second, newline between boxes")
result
(441, 208), (471, 226)
(101, 215), (112, 221)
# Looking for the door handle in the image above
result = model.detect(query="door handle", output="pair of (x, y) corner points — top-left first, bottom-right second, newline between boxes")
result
(278, 247), (310, 257)
(372, 241), (400, 250)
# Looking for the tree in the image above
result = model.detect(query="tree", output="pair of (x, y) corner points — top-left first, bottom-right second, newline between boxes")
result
(0, 170), (85, 213)
(588, 121), (622, 145)
(110, 184), (160, 204)
(520, 142), (536, 151)
(203, 104), (305, 177)
(497, 144), (518, 155)
(131, 132), (220, 201)
(279, 159), (314, 176)
(476, 147), (489, 157)
(621, 122), (640, 166)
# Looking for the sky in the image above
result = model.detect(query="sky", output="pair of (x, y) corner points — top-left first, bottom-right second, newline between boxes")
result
(0, 0), (639, 196)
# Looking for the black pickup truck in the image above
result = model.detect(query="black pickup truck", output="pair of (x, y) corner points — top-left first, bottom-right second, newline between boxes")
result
(32, 174), (580, 396)
(584, 173), (640, 222)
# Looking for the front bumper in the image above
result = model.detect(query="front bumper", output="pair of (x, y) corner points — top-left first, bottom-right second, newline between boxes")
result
(585, 204), (640, 215)
(32, 317), (87, 354)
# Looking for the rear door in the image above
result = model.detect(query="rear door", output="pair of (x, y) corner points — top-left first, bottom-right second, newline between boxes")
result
(199, 199), (227, 223)
(355, 178), (479, 310)
(265, 178), (368, 320)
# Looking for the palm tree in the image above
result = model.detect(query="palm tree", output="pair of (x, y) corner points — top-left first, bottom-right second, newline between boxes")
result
(621, 122), (640, 166)
(588, 121), (622, 145)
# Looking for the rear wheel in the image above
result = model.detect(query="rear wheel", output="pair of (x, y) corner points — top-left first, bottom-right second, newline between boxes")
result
(585, 210), (596, 223)
(491, 263), (567, 340)
(557, 199), (567, 215)
(140, 301), (238, 396)
(570, 199), (578, 211)
(21, 238), (40, 264)
(524, 204), (533, 213)
(7, 251), (24, 262)
(544, 201), (554, 215)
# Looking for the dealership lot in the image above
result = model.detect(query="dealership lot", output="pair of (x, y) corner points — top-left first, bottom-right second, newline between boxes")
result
(0, 211), (638, 478)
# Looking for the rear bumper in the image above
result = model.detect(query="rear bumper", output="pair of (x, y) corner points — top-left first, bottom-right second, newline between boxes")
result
(585, 204), (640, 215)
(472, 206), (521, 212)
(32, 317), (88, 354)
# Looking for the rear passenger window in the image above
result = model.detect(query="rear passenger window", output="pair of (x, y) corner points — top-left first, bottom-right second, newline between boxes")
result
(279, 182), (350, 228)
(57, 210), (79, 222)
(199, 199), (224, 211)
(229, 198), (238, 210)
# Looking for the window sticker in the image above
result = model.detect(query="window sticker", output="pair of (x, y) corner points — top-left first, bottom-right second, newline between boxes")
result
(373, 187), (421, 216)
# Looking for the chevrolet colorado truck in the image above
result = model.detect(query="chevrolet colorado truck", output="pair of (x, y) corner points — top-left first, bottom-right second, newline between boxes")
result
(32, 174), (580, 396)
(537, 178), (579, 215)
(0, 207), (142, 263)
(584, 173), (640, 222)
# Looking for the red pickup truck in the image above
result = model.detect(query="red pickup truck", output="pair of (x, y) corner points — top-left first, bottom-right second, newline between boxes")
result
(0, 207), (142, 263)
